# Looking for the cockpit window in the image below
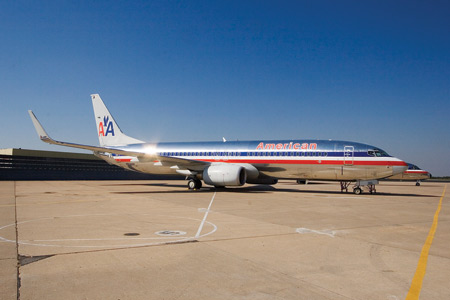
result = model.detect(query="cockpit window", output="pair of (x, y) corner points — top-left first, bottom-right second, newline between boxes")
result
(408, 164), (420, 170)
(367, 149), (390, 157)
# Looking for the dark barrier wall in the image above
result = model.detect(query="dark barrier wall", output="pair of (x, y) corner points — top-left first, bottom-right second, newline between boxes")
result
(0, 149), (183, 181)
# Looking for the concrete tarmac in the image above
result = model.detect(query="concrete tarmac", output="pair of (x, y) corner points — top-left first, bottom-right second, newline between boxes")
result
(0, 180), (449, 299)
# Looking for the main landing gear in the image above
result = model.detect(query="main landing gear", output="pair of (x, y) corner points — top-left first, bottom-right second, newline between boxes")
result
(187, 178), (202, 190)
(416, 180), (421, 186)
(340, 180), (378, 195)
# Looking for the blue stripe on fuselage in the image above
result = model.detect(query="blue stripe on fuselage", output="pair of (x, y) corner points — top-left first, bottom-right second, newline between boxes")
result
(123, 140), (391, 158)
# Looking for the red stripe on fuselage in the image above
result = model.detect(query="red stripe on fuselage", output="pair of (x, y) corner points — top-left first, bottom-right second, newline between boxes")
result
(189, 159), (407, 166)
(404, 170), (429, 174)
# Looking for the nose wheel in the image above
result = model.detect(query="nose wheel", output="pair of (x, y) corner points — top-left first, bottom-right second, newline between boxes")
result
(353, 187), (362, 195)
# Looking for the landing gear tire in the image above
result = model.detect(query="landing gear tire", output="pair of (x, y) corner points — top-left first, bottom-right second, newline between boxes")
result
(188, 180), (196, 190)
(195, 180), (202, 189)
(188, 179), (202, 190)
(353, 187), (362, 195)
(416, 181), (421, 186)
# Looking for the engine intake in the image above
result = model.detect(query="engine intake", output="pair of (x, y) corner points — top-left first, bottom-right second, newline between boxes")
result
(203, 164), (247, 187)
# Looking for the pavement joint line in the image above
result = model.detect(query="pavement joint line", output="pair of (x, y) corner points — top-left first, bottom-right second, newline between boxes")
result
(331, 219), (448, 232)
(15, 232), (298, 258)
(0, 198), (113, 207)
(0, 257), (18, 261)
(16, 237), (202, 258)
(14, 181), (21, 300)
(336, 237), (450, 261)
(406, 184), (447, 300)
(202, 232), (299, 243)
(205, 230), (450, 263)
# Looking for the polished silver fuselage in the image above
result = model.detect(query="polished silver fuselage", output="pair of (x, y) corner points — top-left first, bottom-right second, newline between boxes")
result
(99, 139), (407, 181)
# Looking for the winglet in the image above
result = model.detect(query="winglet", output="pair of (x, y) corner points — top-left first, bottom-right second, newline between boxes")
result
(28, 110), (52, 142)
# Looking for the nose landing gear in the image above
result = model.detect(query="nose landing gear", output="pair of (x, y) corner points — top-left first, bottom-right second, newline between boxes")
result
(340, 180), (378, 194)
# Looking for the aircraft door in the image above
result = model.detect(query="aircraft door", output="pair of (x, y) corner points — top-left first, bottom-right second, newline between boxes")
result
(344, 146), (354, 165)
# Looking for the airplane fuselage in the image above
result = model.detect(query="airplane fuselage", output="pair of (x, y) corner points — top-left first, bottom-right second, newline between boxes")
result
(98, 139), (406, 181)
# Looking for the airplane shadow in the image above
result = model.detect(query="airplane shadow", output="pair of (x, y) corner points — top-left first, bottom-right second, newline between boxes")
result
(103, 182), (187, 188)
(110, 184), (437, 197)
(229, 189), (437, 198)
(112, 185), (281, 195)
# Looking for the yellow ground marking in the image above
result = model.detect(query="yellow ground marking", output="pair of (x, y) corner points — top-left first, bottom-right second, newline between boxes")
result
(405, 185), (447, 300)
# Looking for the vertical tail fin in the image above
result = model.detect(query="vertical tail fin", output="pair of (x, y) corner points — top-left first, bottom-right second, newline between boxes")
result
(91, 94), (144, 146)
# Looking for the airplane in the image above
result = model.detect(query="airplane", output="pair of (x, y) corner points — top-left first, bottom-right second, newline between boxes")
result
(385, 163), (431, 186)
(28, 94), (408, 194)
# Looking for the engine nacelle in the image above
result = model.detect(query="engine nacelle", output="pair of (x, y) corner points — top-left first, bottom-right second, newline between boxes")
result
(203, 164), (247, 187)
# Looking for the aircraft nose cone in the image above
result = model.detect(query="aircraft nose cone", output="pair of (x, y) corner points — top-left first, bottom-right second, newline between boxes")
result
(393, 164), (408, 175)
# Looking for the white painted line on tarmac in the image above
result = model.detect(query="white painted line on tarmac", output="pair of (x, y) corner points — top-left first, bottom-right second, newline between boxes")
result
(296, 227), (336, 237)
(195, 191), (217, 239)
(0, 214), (218, 249)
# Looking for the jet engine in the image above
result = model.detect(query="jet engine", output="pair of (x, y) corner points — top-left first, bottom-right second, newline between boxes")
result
(203, 164), (247, 187)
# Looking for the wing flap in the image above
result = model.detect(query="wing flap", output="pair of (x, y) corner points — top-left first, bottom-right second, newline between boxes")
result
(157, 156), (209, 171)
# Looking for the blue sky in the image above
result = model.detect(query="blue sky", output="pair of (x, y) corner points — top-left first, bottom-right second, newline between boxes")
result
(1, 1), (449, 176)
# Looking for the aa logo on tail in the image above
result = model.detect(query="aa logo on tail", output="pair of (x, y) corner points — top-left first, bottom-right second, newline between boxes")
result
(98, 116), (115, 136)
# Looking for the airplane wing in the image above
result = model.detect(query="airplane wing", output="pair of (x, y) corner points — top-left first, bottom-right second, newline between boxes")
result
(28, 110), (210, 170)
(28, 110), (151, 158)
(155, 156), (210, 173)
